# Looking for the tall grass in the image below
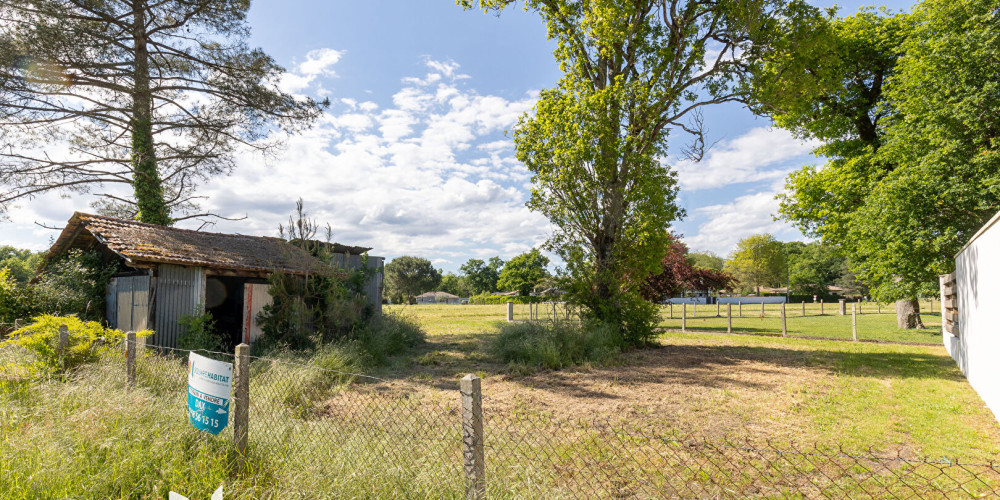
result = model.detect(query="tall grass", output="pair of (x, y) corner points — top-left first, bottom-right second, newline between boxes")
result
(489, 321), (621, 370)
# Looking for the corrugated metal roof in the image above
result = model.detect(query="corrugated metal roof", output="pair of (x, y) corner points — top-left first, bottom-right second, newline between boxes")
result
(46, 212), (334, 276)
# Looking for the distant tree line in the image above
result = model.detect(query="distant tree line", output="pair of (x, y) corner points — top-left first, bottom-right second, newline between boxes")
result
(383, 249), (552, 304)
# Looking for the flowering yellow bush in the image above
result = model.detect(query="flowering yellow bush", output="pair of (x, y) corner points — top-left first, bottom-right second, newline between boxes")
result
(1, 314), (151, 375)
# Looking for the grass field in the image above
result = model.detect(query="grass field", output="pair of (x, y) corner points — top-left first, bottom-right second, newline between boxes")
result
(3, 302), (998, 498)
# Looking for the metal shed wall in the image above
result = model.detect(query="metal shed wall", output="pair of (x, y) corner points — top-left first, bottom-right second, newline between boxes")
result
(153, 264), (206, 348)
(242, 283), (273, 344)
(110, 275), (151, 332)
(328, 254), (384, 311)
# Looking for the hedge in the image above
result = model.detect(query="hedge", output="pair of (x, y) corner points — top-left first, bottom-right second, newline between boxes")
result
(469, 295), (544, 305)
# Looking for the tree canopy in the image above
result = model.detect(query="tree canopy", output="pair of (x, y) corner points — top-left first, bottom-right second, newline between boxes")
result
(0, 0), (326, 224)
(497, 249), (550, 297)
(724, 234), (786, 295)
(461, 0), (814, 344)
(459, 257), (504, 295)
(385, 256), (442, 304)
(642, 234), (734, 302)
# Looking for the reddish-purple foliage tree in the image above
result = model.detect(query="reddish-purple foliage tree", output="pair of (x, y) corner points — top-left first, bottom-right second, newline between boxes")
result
(641, 234), (735, 302)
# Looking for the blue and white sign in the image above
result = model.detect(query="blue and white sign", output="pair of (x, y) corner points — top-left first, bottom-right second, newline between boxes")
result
(187, 352), (233, 435)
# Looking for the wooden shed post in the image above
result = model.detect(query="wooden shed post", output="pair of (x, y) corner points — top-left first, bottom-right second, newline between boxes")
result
(506, 302), (513, 323)
(126, 331), (136, 389)
(233, 343), (250, 472)
(461, 374), (485, 500)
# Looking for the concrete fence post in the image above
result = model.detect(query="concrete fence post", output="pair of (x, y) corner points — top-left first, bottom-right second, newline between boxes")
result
(781, 303), (787, 337)
(851, 304), (858, 342)
(126, 331), (136, 389)
(57, 324), (69, 369)
(838, 299), (846, 316)
(233, 343), (250, 472)
(461, 374), (485, 500)
(682, 303), (687, 332)
(727, 304), (732, 333)
(506, 302), (513, 323)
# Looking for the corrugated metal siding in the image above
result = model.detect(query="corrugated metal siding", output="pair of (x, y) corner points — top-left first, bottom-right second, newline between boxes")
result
(109, 275), (151, 332)
(106, 279), (117, 328)
(153, 265), (205, 348)
(242, 283), (273, 344)
(328, 254), (384, 311)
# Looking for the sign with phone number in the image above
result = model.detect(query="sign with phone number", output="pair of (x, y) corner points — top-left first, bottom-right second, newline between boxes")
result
(187, 352), (232, 435)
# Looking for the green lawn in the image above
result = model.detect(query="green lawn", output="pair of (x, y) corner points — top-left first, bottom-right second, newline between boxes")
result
(4, 302), (998, 498)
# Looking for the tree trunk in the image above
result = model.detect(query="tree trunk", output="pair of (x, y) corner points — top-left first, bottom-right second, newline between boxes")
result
(131, 0), (170, 225)
(895, 298), (924, 329)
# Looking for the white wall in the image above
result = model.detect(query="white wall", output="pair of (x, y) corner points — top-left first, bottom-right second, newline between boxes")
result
(717, 296), (788, 305)
(950, 211), (1000, 420)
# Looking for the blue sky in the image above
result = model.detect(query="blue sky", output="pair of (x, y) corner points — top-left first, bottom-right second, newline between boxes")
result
(1, 0), (914, 272)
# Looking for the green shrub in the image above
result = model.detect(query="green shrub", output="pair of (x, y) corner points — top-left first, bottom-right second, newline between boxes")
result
(1, 314), (151, 375)
(178, 310), (223, 352)
(489, 321), (621, 371)
(0, 268), (33, 324)
(354, 312), (425, 365)
(469, 294), (544, 305)
(33, 250), (118, 320)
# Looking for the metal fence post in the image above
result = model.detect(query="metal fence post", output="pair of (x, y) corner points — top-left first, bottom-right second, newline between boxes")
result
(234, 343), (250, 472)
(852, 304), (858, 342)
(57, 324), (68, 369)
(506, 302), (513, 323)
(781, 303), (787, 337)
(681, 303), (687, 332)
(126, 331), (136, 388)
(461, 374), (485, 499)
(727, 303), (732, 333)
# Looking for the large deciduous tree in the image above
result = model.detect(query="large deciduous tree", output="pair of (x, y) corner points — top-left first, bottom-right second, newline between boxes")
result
(760, 2), (999, 328)
(461, 0), (812, 344)
(724, 234), (786, 295)
(497, 249), (549, 297)
(460, 257), (504, 295)
(0, 0), (326, 224)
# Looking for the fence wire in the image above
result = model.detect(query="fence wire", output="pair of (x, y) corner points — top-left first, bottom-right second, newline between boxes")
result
(2, 335), (998, 498)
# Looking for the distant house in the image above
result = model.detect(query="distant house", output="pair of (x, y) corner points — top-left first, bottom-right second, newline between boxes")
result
(43, 212), (383, 348)
(415, 291), (461, 305)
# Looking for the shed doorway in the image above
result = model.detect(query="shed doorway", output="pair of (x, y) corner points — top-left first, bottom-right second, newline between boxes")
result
(205, 276), (265, 350)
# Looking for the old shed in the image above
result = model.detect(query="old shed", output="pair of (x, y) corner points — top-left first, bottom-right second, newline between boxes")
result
(45, 213), (384, 348)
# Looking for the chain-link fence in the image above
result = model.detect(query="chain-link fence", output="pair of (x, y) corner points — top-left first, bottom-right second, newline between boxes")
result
(3, 333), (998, 498)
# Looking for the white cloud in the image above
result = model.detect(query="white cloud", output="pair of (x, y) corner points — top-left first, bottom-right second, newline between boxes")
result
(673, 127), (820, 191)
(682, 191), (802, 255)
(278, 48), (345, 94)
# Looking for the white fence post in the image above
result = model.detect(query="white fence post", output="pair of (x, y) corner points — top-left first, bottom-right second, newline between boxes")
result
(506, 302), (513, 323)
(461, 374), (485, 499)
(781, 303), (787, 337)
(727, 304), (732, 333)
(852, 304), (858, 342)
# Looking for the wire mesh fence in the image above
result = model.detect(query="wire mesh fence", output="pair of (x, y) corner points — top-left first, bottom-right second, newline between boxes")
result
(3, 333), (999, 498)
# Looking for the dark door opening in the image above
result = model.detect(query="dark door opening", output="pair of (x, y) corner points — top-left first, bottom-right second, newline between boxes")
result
(205, 276), (262, 351)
